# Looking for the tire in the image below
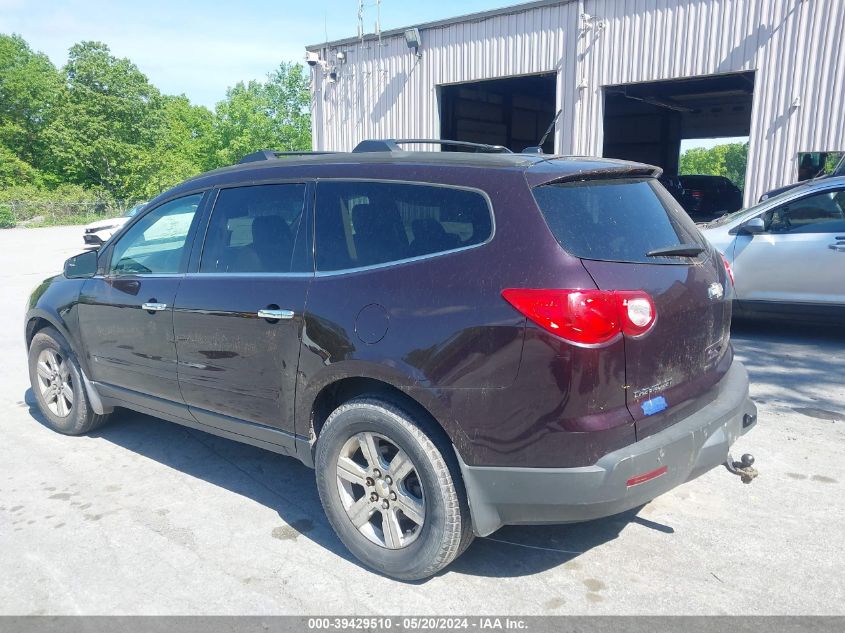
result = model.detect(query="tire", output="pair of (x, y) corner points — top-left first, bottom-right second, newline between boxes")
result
(28, 326), (110, 436)
(315, 397), (473, 580)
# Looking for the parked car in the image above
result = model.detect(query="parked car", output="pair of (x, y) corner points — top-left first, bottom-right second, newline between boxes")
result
(658, 174), (685, 204)
(702, 176), (845, 321)
(82, 202), (146, 247)
(25, 142), (756, 580)
(759, 152), (845, 201)
(679, 175), (743, 221)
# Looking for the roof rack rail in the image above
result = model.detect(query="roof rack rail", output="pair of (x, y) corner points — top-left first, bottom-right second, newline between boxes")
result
(352, 139), (513, 154)
(238, 149), (338, 164)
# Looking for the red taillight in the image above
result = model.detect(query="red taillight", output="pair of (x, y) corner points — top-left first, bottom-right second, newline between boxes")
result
(720, 252), (735, 286)
(501, 288), (656, 345)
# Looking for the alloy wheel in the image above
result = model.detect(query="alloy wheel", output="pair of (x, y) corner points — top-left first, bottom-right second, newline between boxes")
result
(335, 431), (426, 549)
(35, 349), (74, 418)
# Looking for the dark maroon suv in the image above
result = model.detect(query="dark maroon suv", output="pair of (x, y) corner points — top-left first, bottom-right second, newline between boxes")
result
(25, 141), (756, 580)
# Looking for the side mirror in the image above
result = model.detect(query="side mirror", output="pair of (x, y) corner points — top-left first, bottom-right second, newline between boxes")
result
(64, 250), (98, 279)
(742, 217), (766, 234)
(731, 216), (766, 236)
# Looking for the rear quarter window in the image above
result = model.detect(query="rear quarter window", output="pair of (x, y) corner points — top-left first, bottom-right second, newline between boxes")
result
(315, 181), (493, 271)
(531, 178), (705, 264)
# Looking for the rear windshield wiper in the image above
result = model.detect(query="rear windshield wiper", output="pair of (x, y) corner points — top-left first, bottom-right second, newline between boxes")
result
(646, 244), (705, 258)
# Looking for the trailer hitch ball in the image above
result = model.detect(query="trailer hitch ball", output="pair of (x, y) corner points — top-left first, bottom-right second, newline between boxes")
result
(724, 452), (758, 483)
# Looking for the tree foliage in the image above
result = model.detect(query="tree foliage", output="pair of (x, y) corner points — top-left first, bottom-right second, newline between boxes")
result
(0, 34), (62, 172)
(44, 41), (163, 198)
(679, 142), (748, 190)
(214, 63), (311, 166)
(0, 34), (312, 205)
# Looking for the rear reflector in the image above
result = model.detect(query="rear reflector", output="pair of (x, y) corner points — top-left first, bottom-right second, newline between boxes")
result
(720, 252), (735, 286)
(626, 465), (668, 487)
(501, 288), (656, 345)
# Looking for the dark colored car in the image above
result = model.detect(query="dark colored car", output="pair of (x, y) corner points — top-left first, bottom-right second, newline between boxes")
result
(25, 142), (756, 580)
(658, 174), (685, 204)
(679, 175), (743, 221)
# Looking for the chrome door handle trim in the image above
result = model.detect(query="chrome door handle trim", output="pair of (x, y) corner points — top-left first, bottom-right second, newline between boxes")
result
(257, 308), (294, 320)
(141, 302), (168, 311)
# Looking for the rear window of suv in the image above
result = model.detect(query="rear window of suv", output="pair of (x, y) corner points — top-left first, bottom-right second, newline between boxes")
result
(531, 178), (705, 264)
(315, 180), (493, 271)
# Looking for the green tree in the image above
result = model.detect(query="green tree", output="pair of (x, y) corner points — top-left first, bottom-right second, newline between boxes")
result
(823, 152), (843, 174)
(137, 94), (217, 198)
(43, 41), (162, 199)
(679, 142), (748, 190)
(0, 146), (42, 189)
(1, 33), (312, 214)
(0, 34), (62, 173)
(214, 62), (311, 165)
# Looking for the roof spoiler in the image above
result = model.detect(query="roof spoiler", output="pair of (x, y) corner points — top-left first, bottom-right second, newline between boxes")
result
(525, 163), (663, 187)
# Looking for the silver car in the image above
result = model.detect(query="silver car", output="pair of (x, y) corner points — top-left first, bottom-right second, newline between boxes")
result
(82, 203), (146, 248)
(701, 176), (845, 321)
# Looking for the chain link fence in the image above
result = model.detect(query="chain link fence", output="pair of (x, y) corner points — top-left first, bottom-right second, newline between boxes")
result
(0, 200), (143, 228)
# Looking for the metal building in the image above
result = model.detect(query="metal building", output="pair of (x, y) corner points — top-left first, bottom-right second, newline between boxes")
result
(306, 0), (845, 205)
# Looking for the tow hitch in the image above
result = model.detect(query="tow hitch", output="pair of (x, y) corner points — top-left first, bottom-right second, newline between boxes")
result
(724, 453), (758, 483)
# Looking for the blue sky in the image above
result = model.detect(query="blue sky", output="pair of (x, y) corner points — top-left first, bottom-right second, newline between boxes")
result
(0, 0), (503, 108)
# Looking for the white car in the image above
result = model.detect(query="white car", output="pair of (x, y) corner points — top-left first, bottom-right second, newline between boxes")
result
(701, 176), (845, 321)
(82, 203), (145, 247)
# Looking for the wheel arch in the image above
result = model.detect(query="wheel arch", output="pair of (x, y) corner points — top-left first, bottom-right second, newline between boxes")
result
(304, 376), (461, 464)
(25, 311), (111, 415)
(26, 311), (75, 353)
(25, 315), (54, 348)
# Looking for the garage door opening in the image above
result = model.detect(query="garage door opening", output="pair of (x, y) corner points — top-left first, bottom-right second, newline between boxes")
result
(439, 74), (557, 153)
(603, 72), (755, 193)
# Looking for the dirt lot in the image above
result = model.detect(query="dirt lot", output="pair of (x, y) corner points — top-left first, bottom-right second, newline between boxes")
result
(1, 226), (843, 615)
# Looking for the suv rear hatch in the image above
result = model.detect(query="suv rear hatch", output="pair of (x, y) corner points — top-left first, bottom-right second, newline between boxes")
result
(529, 170), (732, 440)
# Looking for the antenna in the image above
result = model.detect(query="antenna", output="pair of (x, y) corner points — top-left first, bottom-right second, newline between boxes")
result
(538, 110), (563, 148)
(357, 0), (364, 41)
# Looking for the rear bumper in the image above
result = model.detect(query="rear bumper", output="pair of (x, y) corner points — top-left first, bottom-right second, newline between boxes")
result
(456, 361), (756, 537)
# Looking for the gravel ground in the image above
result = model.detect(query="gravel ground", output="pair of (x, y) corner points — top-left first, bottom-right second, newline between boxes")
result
(1, 226), (843, 615)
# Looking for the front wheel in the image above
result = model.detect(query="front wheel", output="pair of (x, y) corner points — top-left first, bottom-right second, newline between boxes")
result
(28, 326), (110, 435)
(315, 397), (473, 580)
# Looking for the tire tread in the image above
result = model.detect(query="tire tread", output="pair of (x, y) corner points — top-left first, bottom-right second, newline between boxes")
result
(318, 396), (473, 580)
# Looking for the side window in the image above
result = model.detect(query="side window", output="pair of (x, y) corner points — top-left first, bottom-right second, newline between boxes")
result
(315, 181), (492, 271)
(762, 189), (845, 234)
(199, 184), (307, 273)
(796, 151), (845, 181)
(109, 194), (202, 275)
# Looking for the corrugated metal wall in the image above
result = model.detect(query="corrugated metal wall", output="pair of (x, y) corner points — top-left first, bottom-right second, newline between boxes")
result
(310, 0), (845, 204)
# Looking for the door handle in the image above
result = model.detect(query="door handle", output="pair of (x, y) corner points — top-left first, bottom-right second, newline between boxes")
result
(829, 243), (845, 252)
(257, 308), (294, 321)
(142, 302), (168, 312)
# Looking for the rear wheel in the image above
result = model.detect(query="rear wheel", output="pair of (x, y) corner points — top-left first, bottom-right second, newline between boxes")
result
(28, 327), (110, 435)
(315, 397), (473, 580)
